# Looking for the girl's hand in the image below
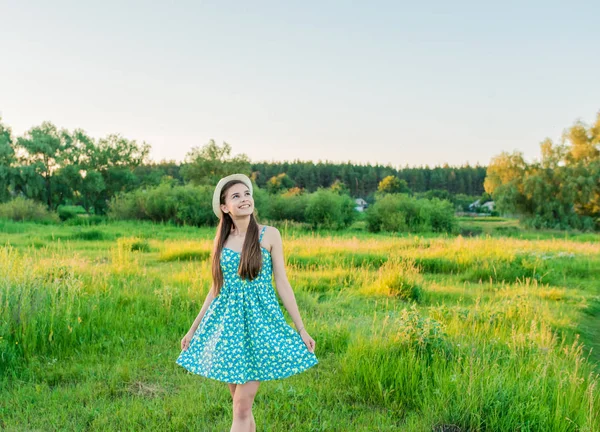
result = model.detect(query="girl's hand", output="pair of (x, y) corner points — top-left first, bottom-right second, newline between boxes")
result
(181, 330), (194, 351)
(299, 329), (316, 353)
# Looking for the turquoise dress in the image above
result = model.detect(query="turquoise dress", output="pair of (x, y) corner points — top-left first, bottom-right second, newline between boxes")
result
(176, 226), (318, 384)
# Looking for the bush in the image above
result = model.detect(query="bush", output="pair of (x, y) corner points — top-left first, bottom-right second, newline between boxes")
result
(264, 192), (309, 222)
(107, 183), (215, 226)
(106, 190), (145, 221)
(0, 197), (60, 223)
(304, 189), (356, 230)
(141, 182), (179, 222)
(172, 185), (215, 226)
(366, 194), (457, 233)
(107, 182), (360, 229)
(423, 197), (457, 233)
(57, 207), (79, 221)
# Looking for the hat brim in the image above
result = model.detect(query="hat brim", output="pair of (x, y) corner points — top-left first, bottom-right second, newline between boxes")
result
(212, 174), (254, 218)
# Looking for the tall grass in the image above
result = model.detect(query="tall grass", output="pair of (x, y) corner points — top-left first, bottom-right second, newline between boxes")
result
(0, 221), (598, 431)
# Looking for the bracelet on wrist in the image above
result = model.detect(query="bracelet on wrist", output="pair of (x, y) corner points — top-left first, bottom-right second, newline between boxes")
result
(297, 326), (305, 334)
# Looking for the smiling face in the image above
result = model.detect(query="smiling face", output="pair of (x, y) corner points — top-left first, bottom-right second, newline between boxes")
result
(220, 182), (254, 218)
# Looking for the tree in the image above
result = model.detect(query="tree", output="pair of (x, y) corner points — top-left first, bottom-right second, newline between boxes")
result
(564, 120), (600, 164)
(483, 151), (527, 197)
(484, 110), (600, 230)
(181, 140), (251, 185)
(249, 160), (487, 197)
(80, 133), (150, 214)
(378, 175), (411, 194)
(15, 122), (69, 209)
(266, 173), (295, 194)
(330, 179), (349, 195)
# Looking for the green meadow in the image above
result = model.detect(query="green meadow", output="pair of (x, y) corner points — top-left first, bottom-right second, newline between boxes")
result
(1, 218), (599, 431)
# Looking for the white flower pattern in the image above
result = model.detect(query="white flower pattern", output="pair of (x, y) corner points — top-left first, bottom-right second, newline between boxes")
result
(176, 226), (319, 384)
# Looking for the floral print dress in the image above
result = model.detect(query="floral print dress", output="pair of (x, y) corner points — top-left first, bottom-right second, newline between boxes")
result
(176, 226), (319, 384)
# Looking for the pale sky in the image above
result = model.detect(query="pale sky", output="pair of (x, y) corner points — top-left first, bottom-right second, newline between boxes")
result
(1, 0), (599, 167)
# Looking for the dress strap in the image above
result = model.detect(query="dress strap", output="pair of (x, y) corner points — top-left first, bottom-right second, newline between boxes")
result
(259, 226), (267, 242)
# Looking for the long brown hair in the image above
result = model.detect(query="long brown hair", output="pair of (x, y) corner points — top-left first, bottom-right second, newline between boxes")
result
(211, 180), (263, 295)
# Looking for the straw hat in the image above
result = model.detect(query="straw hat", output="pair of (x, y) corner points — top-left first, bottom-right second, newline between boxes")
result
(212, 173), (253, 218)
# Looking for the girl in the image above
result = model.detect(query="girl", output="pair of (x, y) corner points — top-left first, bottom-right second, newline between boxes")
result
(176, 173), (318, 432)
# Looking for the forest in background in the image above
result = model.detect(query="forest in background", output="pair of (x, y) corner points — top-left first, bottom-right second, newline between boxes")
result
(0, 110), (598, 231)
(0, 118), (486, 214)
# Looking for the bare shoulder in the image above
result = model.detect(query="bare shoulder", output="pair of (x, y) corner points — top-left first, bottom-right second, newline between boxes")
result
(259, 225), (282, 251)
(259, 224), (281, 239)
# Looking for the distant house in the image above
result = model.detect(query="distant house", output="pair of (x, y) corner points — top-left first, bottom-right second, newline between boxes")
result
(481, 201), (495, 211)
(468, 199), (495, 212)
(468, 199), (481, 211)
(355, 198), (368, 212)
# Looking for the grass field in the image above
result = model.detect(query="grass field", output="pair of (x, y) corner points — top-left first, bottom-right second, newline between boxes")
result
(1, 218), (599, 431)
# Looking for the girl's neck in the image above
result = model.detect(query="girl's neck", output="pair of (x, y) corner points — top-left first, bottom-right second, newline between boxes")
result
(231, 216), (251, 236)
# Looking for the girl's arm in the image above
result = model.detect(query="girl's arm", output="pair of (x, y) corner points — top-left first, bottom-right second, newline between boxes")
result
(269, 227), (306, 333)
(188, 236), (220, 334)
(187, 285), (216, 334)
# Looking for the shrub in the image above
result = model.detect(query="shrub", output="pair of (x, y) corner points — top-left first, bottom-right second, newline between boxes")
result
(106, 190), (145, 221)
(172, 185), (215, 226)
(304, 189), (356, 229)
(0, 197), (59, 223)
(142, 182), (179, 222)
(265, 192), (309, 222)
(366, 194), (457, 233)
(57, 207), (79, 221)
(107, 183), (215, 226)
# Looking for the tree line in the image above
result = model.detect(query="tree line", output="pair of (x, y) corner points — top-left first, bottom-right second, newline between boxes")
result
(2, 111), (598, 232)
(0, 121), (151, 215)
(249, 160), (487, 198)
(0, 120), (486, 215)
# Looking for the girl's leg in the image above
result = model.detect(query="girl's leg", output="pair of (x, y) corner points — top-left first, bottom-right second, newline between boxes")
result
(230, 380), (260, 432)
(228, 383), (237, 400)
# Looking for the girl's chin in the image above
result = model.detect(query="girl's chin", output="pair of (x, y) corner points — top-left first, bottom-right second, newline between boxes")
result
(233, 209), (253, 216)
